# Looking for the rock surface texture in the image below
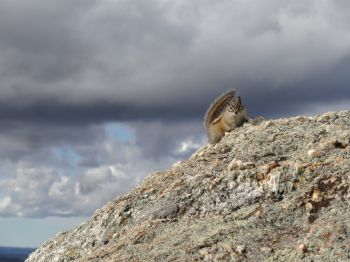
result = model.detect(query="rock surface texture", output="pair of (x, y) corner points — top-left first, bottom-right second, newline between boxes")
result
(27, 111), (350, 262)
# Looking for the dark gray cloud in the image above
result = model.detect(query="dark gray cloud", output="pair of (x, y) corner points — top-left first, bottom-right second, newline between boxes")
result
(0, 0), (349, 126)
(0, 121), (104, 163)
(131, 120), (205, 160)
(241, 57), (350, 118)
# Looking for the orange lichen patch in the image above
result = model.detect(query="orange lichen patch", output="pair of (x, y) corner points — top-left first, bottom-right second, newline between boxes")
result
(256, 173), (270, 187)
(259, 161), (279, 174)
(281, 201), (289, 210)
(228, 158), (255, 171)
(209, 176), (224, 190)
(157, 178), (184, 198)
(213, 159), (221, 167)
(256, 173), (267, 181)
(294, 175), (349, 223)
(132, 232), (145, 244)
(294, 162), (309, 174)
(221, 243), (234, 253)
(312, 188), (321, 200)
(295, 116), (309, 122)
(141, 187), (157, 195)
(170, 171), (185, 177)
(305, 161), (324, 175)
(306, 221), (348, 250)
(334, 156), (344, 164)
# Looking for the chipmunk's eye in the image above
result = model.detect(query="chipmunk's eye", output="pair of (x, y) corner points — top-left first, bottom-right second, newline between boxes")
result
(227, 105), (233, 112)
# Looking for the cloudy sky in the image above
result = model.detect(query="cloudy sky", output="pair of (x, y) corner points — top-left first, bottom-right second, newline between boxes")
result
(0, 0), (350, 247)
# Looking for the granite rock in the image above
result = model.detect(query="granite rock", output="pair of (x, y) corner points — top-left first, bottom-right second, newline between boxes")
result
(27, 111), (350, 261)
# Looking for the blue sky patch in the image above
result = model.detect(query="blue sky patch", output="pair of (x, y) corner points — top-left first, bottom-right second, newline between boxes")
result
(104, 122), (134, 143)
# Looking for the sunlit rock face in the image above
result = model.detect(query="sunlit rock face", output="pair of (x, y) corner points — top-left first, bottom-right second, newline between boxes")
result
(27, 111), (350, 262)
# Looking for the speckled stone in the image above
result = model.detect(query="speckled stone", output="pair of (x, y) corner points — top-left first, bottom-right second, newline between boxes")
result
(27, 111), (350, 262)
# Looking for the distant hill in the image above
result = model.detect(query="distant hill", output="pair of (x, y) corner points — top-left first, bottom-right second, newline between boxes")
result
(0, 247), (35, 262)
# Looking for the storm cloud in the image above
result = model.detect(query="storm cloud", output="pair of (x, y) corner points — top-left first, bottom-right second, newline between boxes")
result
(0, 0), (349, 122)
(0, 0), (350, 219)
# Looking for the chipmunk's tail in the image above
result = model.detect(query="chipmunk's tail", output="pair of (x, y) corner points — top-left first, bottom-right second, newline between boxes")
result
(204, 89), (236, 128)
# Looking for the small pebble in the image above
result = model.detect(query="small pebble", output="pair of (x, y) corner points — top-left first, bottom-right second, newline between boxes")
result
(297, 243), (307, 253)
(312, 189), (321, 200)
(307, 149), (321, 158)
(305, 202), (313, 210)
(236, 245), (246, 254)
(228, 159), (255, 171)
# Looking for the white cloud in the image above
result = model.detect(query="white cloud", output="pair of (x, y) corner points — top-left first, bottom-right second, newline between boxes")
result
(176, 139), (205, 155)
(0, 163), (133, 217)
(297, 99), (350, 116)
(0, 197), (11, 209)
(0, 121), (203, 218)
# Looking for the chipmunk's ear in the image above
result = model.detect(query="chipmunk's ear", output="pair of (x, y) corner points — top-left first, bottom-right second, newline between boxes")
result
(211, 112), (224, 125)
(233, 96), (244, 112)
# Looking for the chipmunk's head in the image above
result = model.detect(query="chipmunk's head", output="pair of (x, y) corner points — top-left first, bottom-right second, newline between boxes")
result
(227, 96), (244, 115)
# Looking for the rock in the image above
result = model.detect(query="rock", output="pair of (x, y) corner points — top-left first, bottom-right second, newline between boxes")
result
(26, 111), (350, 262)
(307, 149), (321, 158)
(236, 244), (246, 254)
(227, 158), (255, 171)
(297, 243), (307, 253)
(305, 202), (313, 210)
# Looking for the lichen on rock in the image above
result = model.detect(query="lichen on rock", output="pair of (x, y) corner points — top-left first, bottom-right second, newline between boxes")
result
(27, 111), (350, 262)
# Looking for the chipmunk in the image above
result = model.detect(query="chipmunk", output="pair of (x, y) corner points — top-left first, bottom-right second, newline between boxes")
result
(204, 89), (248, 144)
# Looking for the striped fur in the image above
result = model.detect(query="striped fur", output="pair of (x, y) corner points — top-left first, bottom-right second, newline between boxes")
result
(204, 89), (236, 128)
